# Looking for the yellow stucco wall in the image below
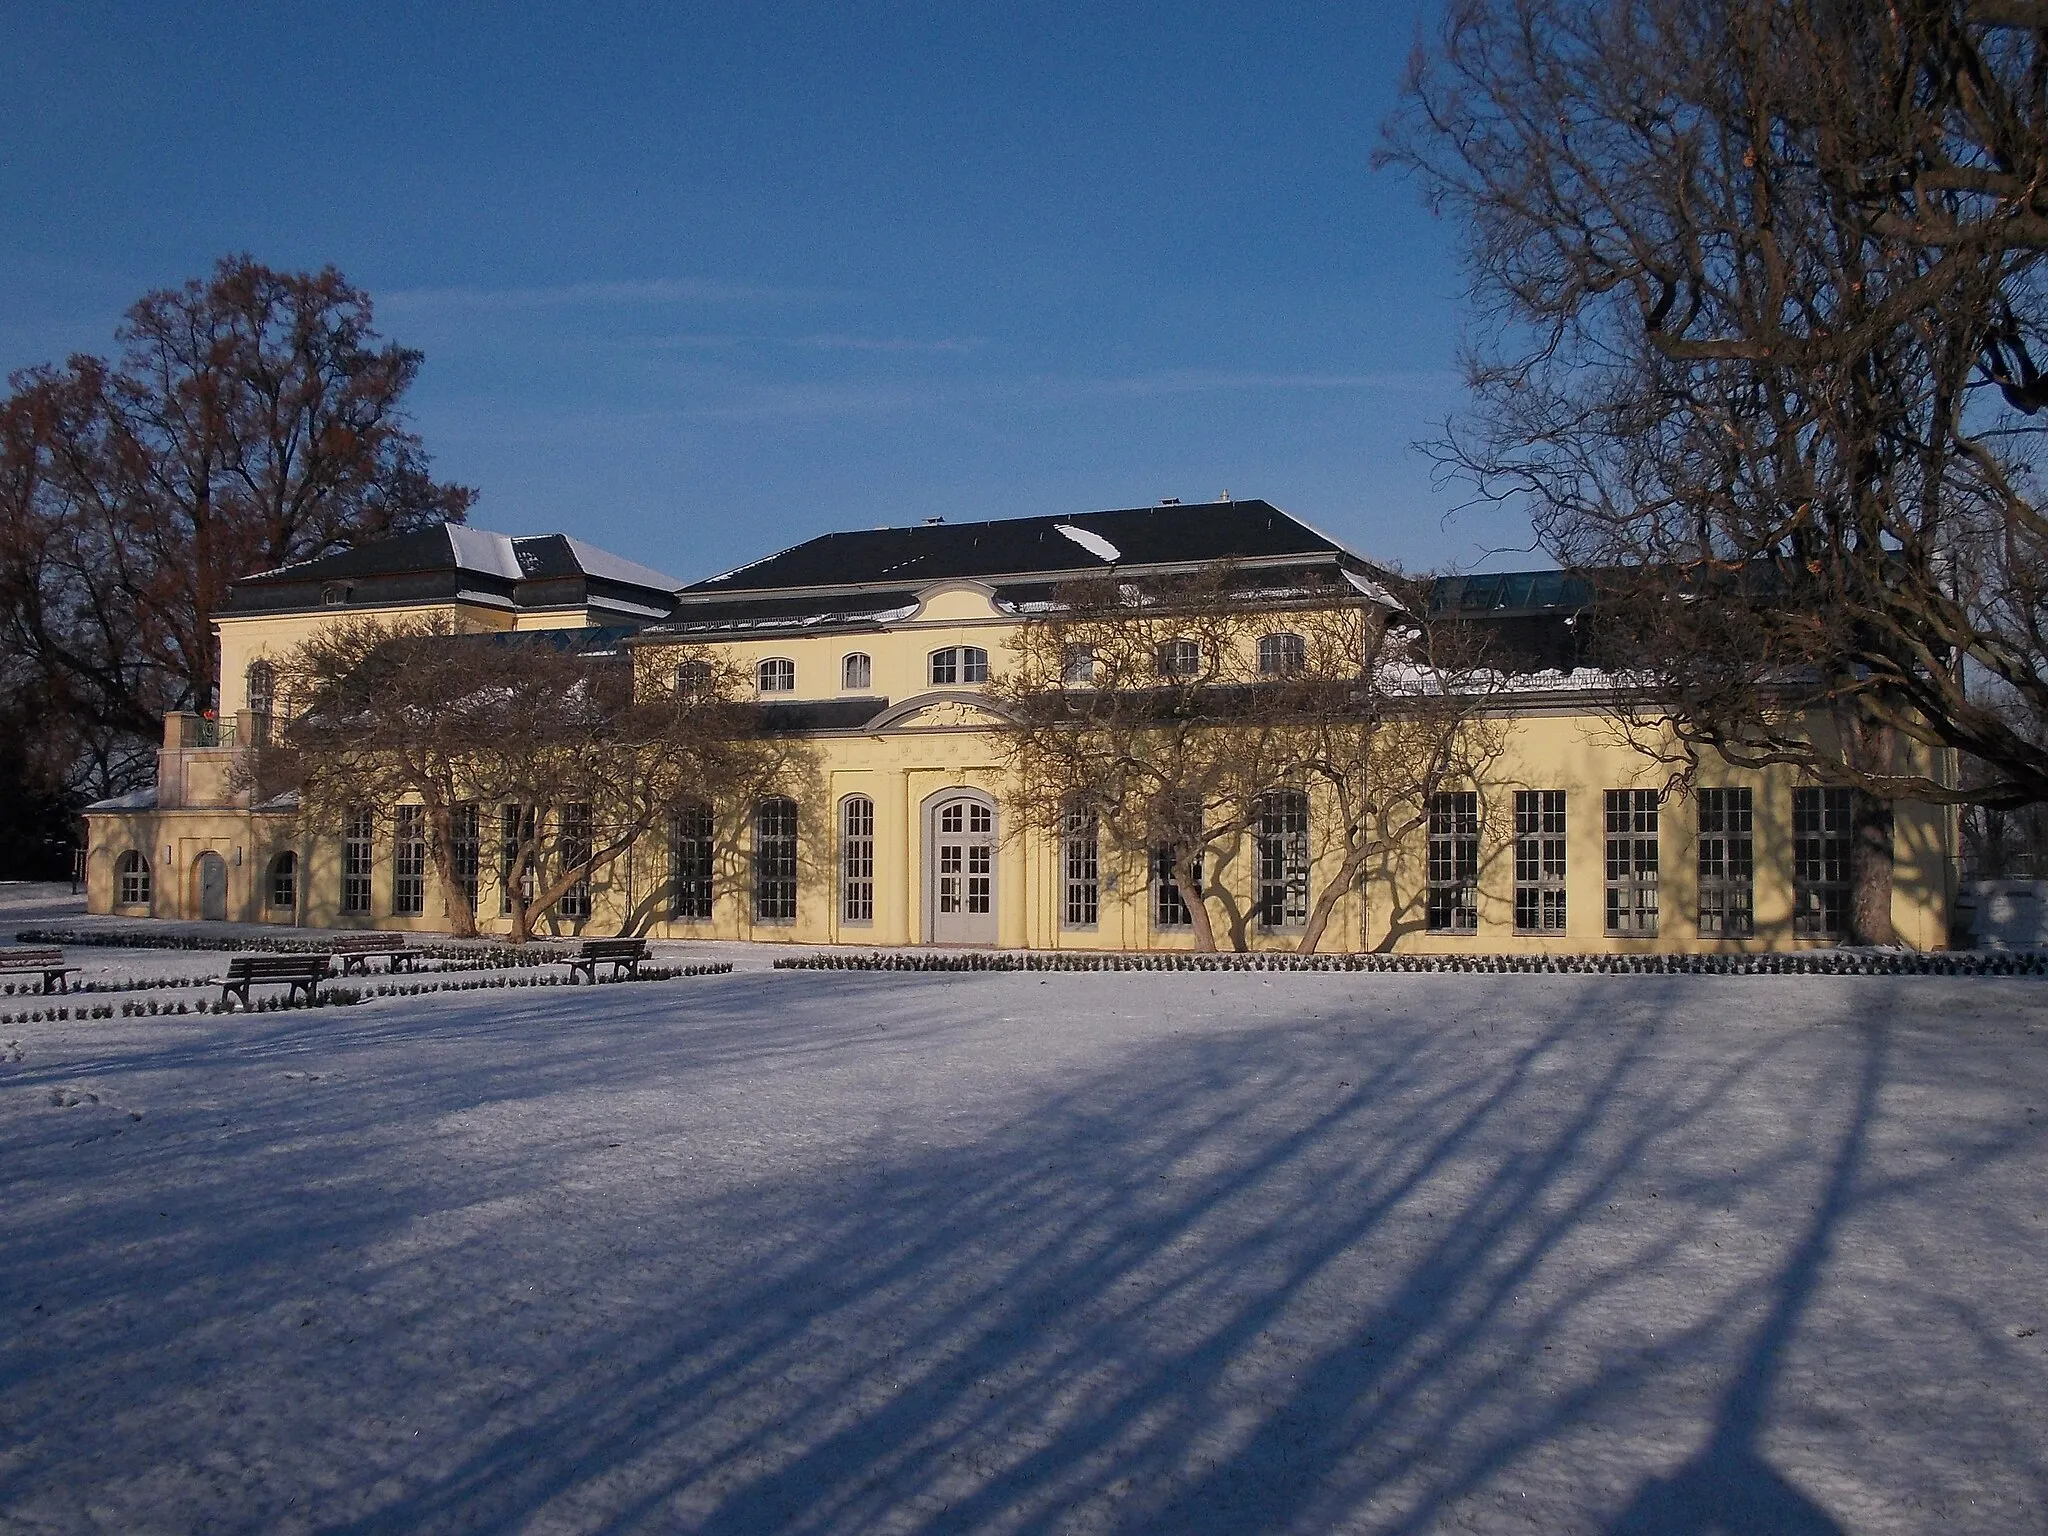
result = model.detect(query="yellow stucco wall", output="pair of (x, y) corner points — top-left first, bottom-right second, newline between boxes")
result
(91, 580), (1956, 952)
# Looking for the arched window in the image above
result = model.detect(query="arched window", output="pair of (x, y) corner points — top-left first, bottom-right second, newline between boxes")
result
(757, 658), (795, 693)
(268, 851), (297, 910)
(1258, 633), (1306, 677)
(670, 803), (714, 921)
(1255, 791), (1310, 929)
(1060, 644), (1096, 686)
(840, 796), (874, 923)
(675, 659), (712, 696)
(842, 653), (872, 691)
(929, 646), (989, 685)
(116, 850), (151, 907)
(754, 797), (798, 921)
(245, 660), (276, 746)
(1156, 638), (1201, 678)
(1061, 803), (1099, 927)
(245, 660), (275, 715)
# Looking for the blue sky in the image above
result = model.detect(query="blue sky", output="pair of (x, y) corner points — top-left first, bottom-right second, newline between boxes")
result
(0, 2), (1537, 585)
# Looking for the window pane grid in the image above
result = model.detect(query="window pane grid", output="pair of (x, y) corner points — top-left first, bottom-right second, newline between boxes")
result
(392, 805), (426, 917)
(117, 852), (150, 906)
(670, 803), (714, 921)
(1604, 789), (1660, 936)
(841, 797), (875, 923)
(755, 798), (799, 922)
(1062, 806), (1099, 928)
(1256, 791), (1310, 930)
(1513, 789), (1567, 933)
(450, 803), (479, 914)
(1428, 792), (1480, 933)
(1697, 788), (1755, 938)
(342, 807), (373, 915)
(557, 803), (592, 919)
(1793, 787), (1853, 939)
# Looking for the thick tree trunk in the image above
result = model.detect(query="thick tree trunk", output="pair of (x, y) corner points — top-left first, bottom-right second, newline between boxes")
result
(1296, 844), (1368, 955)
(1173, 851), (1218, 953)
(423, 796), (479, 939)
(1850, 792), (1897, 946)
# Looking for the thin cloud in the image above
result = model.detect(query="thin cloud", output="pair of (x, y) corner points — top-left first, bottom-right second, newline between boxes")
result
(782, 333), (987, 354)
(380, 277), (835, 313)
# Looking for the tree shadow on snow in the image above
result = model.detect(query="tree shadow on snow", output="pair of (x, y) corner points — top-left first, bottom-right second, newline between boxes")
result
(0, 973), (2040, 1534)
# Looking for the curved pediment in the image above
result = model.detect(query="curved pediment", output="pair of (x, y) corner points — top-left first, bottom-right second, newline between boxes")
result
(909, 581), (1001, 623)
(869, 690), (1015, 732)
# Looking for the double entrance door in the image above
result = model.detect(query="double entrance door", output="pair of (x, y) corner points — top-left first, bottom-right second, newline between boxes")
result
(928, 794), (997, 945)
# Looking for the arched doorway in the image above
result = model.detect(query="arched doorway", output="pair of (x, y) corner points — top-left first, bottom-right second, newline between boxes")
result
(924, 790), (998, 945)
(195, 851), (229, 922)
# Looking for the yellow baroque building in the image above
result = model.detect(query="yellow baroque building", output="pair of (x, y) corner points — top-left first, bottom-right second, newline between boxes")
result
(82, 500), (1958, 953)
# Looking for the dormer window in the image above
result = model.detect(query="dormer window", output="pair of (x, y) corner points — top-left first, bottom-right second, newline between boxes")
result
(1060, 644), (1096, 686)
(1156, 638), (1201, 678)
(320, 582), (352, 607)
(675, 659), (712, 696)
(1258, 633), (1306, 676)
(757, 658), (795, 693)
(842, 652), (872, 691)
(929, 646), (988, 686)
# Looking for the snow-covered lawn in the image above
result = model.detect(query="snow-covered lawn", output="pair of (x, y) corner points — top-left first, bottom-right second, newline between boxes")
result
(1, 951), (2044, 1532)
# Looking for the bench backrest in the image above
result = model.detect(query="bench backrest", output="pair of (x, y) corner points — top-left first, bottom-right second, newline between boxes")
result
(330, 934), (402, 952)
(580, 938), (647, 957)
(0, 948), (65, 966)
(228, 955), (329, 977)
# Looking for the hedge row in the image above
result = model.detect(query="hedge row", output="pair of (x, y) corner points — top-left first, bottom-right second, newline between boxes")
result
(14, 928), (570, 967)
(774, 948), (2048, 978)
(0, 960), (735, 1025)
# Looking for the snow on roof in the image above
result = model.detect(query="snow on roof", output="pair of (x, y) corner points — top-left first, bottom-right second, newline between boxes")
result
(559, 537), (684, 594)
(85, 787), (158, 812)
(1344, 567), (1405, 612)
(1053, 523), (1122, 563)
(446, 524), (524, 582)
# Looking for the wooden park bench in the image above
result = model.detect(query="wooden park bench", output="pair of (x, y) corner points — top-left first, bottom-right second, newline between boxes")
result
(559, 937), (649, 984)
(327, 933), (427, 976)
(221, 954), (329, 1010)
(0, 947), (83, 994)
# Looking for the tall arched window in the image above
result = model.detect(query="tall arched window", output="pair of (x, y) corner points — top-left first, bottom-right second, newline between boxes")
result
(754, 797), (799, 921)
(841, 653), (872, 691)
(840, 796), (874, 923)
(1258, 633), (1306, 676)
(268, 851), (297, 910)
(1061, 803), (1099, 928)
(1060, 644), (1096, 686)
(757, 658), (795, 693)
(116, 850), (151, 907)
(1254, 790), (1310, 929)
(929, 646), (989, 685)
(675, 659), (712, 696)
(245, 660), (276, 745)
(670, 803), (714, 921)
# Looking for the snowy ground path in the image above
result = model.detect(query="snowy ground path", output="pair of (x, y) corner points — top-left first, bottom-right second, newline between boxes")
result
(1, 952), (2045, 1532)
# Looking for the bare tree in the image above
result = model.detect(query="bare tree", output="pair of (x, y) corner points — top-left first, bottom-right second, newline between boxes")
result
(273, 621), (789, 943)
(1383, 0), (2048, 935)
(0, 256), (472, 791)
(992, 565), (1502, 953)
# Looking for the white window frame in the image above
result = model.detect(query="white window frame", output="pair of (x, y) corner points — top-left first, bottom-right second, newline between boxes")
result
(840, 796), (875, 923)
(756, 658), (795, 693)
(841, 653), (872, 691)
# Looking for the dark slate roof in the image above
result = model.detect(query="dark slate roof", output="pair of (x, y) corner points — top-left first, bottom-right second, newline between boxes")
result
(682, 499), (1350, 597)
(225, 523), (682, 619)
(756, 698), (891, 733)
